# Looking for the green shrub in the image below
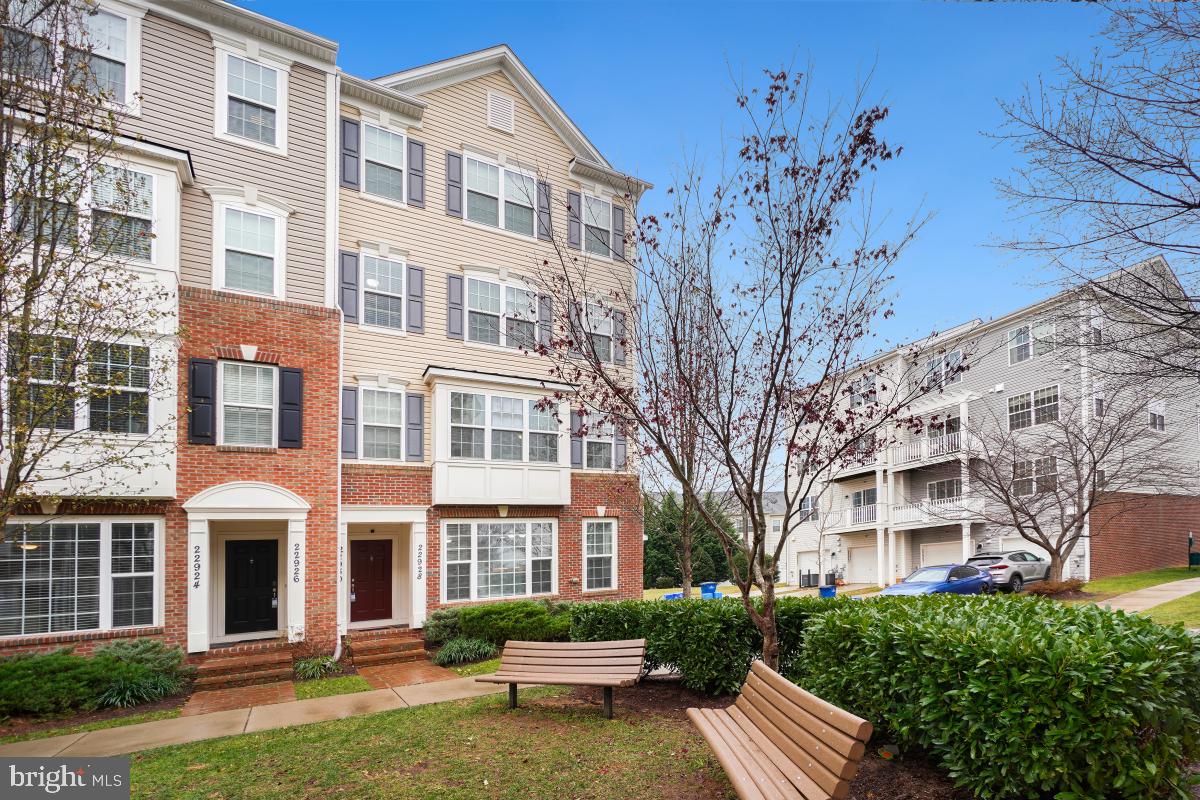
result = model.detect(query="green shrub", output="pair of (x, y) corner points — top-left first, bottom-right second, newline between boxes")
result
(0, 650), (146, 716)
(654, 576), (674, 589)
(293, 656), (338, 681)
(432, 637), (498, 666)
(94, 639), (193, 681)
(422, 608), (462, 646)
(570, 596), (835, 696)
(796, 595), (1200, 799)
(98, 671), (182, 708)
(459, 600), (572, 646)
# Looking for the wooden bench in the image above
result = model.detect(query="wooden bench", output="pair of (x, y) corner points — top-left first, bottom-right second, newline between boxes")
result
(687, 661), (873, 800)
(475, 639), (646, 719)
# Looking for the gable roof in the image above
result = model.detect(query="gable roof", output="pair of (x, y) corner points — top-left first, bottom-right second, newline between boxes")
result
(373, 45), (611, 169)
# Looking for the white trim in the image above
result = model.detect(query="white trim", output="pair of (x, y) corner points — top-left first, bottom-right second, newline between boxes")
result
(92, 1), (145, 116)
(486, 90), (516, 134)
(216, 361), (278, 448)
(439, 518), (558, 603)
(358, 250), (407, 336)
(340, 506), (427, 524)
(209, 190), (289, 300)
(212, 44), (290, 156)
(183, 480), (311, 516)
(424, 366), (574, 394)
(324, 70), (339, 309)
(582, 517), (618, 593)
(359, 385), (407, 462)
(462, 150), (539, 240)
(580, 192), (615, 261)
(1007, 383), (1061, 432)
(360, 121), (408, 207)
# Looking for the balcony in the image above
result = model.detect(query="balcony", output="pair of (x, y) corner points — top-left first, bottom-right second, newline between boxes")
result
(890, 496), (982, 529)
(822, 503), (880, 532)
(889, 432), (963, 470)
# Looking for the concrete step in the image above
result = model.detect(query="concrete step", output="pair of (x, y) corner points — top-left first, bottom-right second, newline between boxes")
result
(195, 649), (293, 677)
(194, 665), (294, 689)
(352, 649), (428, 667)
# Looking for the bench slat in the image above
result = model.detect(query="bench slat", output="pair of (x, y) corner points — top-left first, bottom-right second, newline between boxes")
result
(686, 708), (774, 800)
(480, 672), (640, 687)
(503, 646), (646, 659)
(501, 655), (644, 668)
(742, 676), (864, 771)
(751, 662), (873, 741)
(503, 639), (646, 650)
(737, 686), (857, 789)
(727, 705), (840, 800)
(704, 708), (799, 800)
(493, 663), (642, 676)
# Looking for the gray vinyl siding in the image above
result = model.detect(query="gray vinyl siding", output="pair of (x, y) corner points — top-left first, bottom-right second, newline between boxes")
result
(119, 13), (331, 306)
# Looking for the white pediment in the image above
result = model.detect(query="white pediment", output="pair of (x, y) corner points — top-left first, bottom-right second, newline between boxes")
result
(183, 481), (310, 517)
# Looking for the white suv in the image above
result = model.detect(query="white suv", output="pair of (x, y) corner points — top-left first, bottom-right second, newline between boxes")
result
(966, 550), (1052, 593)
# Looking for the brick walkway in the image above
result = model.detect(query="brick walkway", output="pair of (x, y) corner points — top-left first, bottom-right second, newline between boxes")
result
(182, 681), (297, 716)
(358, 660), (458, 689)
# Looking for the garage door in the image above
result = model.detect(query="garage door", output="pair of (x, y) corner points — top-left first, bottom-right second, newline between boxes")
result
(1000, 536), (1051, 563)
(796, 550), (819, 582)
(846, 545), (877, 584)
(920, 540), (962, 567)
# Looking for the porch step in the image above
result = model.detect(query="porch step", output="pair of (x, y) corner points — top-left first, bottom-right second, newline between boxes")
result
(348, 633), (427, 667)
(192, 648), (294, 689)
(351, 648), (429, 667)
(351, 637), (424, 656)
(194, 665), (295, 690)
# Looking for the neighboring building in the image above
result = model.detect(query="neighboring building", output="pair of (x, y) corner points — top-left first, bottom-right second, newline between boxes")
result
(782, 258), (1200, 587)
(717, 491), (791, 557)
(0, 1), (644, 671)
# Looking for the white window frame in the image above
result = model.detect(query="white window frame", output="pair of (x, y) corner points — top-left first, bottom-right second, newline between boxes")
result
(213, 46), (289, 156)
(210, 193), (288, 300)
(1149, 400), (1166, 433)
(0, 516), (164, 639)
(464, 271), (538, 350)
(582, 193), (614, 259)
(85, 340), (152, 436)
(584, 301), (614, 363)
(360, 122), (407, 206)
(359, 250), (406, 335)
(216, 360), (278, 448)
(89, 163), (156, 264)
(926, 478), (962, 501)
(798, 496), (819, 523)
(1008, 321), (1056, 366)
(1008, 384), (1059, 431)
(1013, 457), (1058, 497)
(447, 388), (564, 465)
(439, 519), (558, 603)
(923, 350), (962, 389)
(584, 418), (616, 470)
(582, 518), (618, 593)
(359, 386), (406, 462)
(462, 152), (539, 239)
(850, 374), (877, 408)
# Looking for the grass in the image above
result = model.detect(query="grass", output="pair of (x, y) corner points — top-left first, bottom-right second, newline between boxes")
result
(0, 708), (181, 745)
(1145, 591), (1200, 628)
(293, 675), (373, 701)
(1083, 567), (1197, 599)
(449, 657), (501, 677)
(130, 688), (722, 799)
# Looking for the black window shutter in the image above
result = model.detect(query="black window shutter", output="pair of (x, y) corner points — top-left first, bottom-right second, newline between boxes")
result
(406, 264), (424, 333)
(408, 139), (425, 207)
(537, 181), (552, 241)
(567, 190), (582, 250)
(613, 311), (627, 366)
(570, 410), (584, 468)
(405, 392), (424, 462)
(188, 358), (216, 445)
(446, 151), (463, 217)
(447, 274), (464, 340)
(612, 205), (626, 261)
(339, 251), (359, 323)
(538, 294), (553, 347)
(340, 117), (360, 190)
(278, 367), (303, 448)
(341, 386), (358, 459)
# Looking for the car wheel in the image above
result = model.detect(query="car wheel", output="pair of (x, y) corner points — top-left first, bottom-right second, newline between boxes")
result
(1009, 574), (1024, 593)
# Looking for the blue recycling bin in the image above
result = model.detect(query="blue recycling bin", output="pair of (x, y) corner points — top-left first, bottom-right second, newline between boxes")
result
(818, 585), (837, 599)
(662, 592), (683, 600)
(699, 581), (718, 595)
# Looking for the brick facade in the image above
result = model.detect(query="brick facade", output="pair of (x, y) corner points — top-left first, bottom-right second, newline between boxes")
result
(1088, 492), (1198, 579)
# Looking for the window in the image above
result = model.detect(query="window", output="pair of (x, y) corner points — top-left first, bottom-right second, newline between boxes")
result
(585, 419), (614, 470)
(583, 195), (612, 256)
(1034, 386), (1059, 425)
(9, 335), (76, 431)
(1009, 386), (1058, 430)
(1090, 315), (1103, 346)
(87, 342), (149, 434)
(490, 396), (523, 460)
(927, 479), (962, 501)
(219, 362), (275, 447)
(0, 519), (158, 636)
(1008, 393), (1031, 430)
(528, 400), (559, 463)
(1150, 410), (1166, 432)
(362, 388), (404, 460)
(1093, 385), (1106, 419)
(929, 415), (961, 438)
(922, 350), (962, 389)
(464, 155), (538, 237)
(222, 207), (277, 296)
(585, 302), (613, 362)
(798, 496), (819, 523)
(1033, 322), (1056, 357)
(362, 255), (404, 331)
(90, 165), (153, 261)
(1013, 457), (1057, 496)
(466, 275), (539, 348)
(850, 374), (876, 408)
(82, 9), (128, 101)
(222, 54), (280, 148)
(363, 124), (405, 202)
(584, 520), (616, 591)
(1008, 326), (1030, 365)
(450, 391), (486, 459)
(852, 488), (877, 508)
(1008, 322), (1055, 365)
(442, 520), (555, 602)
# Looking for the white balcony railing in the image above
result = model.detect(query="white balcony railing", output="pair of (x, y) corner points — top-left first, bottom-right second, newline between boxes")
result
(892, 496), (981, 525)
(851, 503), (878, 525)
(890, 432), (962, 466)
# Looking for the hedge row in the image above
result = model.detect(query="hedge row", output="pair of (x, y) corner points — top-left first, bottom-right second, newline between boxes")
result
(423, 600), (572, 647)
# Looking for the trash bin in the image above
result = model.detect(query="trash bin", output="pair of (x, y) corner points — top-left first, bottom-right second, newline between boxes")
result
(818, 585), (837, 599)
(1190, 552), (1200, 568)
(662, 592), (683, 600)
(699, 581), (718, 595)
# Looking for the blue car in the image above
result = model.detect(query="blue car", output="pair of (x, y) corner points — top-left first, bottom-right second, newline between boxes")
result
(878, 564), (994, 596)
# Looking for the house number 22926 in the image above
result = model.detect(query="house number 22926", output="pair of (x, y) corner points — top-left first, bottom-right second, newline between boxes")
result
(292, 543), (302, 584)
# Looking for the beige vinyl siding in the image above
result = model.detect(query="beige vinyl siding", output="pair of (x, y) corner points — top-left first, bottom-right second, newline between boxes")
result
(340, 71), (634, 462)
(119, 13), (330, 305)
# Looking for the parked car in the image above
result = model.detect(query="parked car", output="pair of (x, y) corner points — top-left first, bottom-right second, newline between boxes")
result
(966, 550), (1051, 593)
(878, 564), (994, 596)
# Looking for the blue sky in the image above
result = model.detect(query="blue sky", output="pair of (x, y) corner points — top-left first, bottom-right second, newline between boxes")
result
(234, 0), (1110, 345)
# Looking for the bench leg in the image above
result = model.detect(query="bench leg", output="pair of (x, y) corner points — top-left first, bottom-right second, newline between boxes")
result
(603, 686), (613, 719)
(508, 683), (518, 709)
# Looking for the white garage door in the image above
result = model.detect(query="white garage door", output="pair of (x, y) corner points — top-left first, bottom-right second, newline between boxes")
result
(920, 540), (962, 567)
(1000, 536), (1052, 563)
(846, 545), (877, 584)
(796, 550), (820, 576)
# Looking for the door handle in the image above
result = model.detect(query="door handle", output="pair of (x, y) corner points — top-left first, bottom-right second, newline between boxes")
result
(271, 580), (279, 609)
(350, 579), (357, 604)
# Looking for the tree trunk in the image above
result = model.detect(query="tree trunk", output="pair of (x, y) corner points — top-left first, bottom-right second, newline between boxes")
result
(1048, 552), (1064, 582)
(680, 492), (693, 599)
(740, 566), (781, 670)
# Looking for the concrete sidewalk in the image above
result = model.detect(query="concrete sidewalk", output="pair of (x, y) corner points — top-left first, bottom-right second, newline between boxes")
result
(0, 675), (509, 758)
(1103, 576), (1200, 613)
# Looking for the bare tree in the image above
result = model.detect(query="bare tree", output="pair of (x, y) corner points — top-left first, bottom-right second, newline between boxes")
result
(997, 4), (1200, 379)
(961, 388), (1172, 581)
(531, 69), (932, 668)
(0, 1), (175, 534)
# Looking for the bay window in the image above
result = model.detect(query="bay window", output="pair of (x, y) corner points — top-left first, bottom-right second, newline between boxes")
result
(529, 400), (559, 463)
(490, 396), (524, 460)
(363, 124), (405, 202)
(362, 388), (405, 460)
(464, 154), (538, 237)
(450, 391), (486, 458)
(219, 362), (275, 447)
(442, 520), (556, 602)
(448, 390), (563, 464)
(583, 195), (612, 256)
(584, 520), (616, 591)
(362, 255), (405, 330)
(91, 165), (153, 261)
(87, 342), (149, 434)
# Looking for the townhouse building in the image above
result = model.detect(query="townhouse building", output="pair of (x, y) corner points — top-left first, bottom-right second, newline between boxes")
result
(781, 258), (1200, 588)
(1, 0), (644, 678)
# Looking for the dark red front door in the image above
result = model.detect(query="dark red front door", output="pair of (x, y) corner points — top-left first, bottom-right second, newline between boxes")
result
(350, 539), (392, 622)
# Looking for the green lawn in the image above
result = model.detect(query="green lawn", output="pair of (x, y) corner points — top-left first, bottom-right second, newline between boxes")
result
(293, 675), (373, 701)
(449, 657), (501, 677)
(1083, 567), (1196, 599)
(0, 708), (181, 745)
(1145, 592), (1200, 628)
(130, 688), (723, 799)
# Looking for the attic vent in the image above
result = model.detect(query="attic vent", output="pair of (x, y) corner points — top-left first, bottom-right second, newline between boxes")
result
(487, 91), (515, 134)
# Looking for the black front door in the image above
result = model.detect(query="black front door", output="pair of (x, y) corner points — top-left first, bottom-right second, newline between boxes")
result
(225, 539), (278, 635)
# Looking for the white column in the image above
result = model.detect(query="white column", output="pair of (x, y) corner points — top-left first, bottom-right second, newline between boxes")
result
(899, 530), (910, 577)
(410, 521), (427, 628)
(961, 521), (972, 563)
(336, 522), (348, 636)
(186, 517), (209, 654)
(875, 527), (886, 587)
(287, 518), (306, 643)
(887, 529), (897, 586)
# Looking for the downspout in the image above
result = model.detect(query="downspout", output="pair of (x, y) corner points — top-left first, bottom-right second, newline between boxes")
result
(325, 68), (345, 664)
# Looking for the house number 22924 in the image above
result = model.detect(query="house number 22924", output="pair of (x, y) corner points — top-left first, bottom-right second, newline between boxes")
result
(191, 545), (202, 590)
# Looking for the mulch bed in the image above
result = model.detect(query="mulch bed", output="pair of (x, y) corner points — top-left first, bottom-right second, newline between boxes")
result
(1026, 589), (1099, 601)
(0, 694), (187, 739)
(566, 677), (970, 800)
